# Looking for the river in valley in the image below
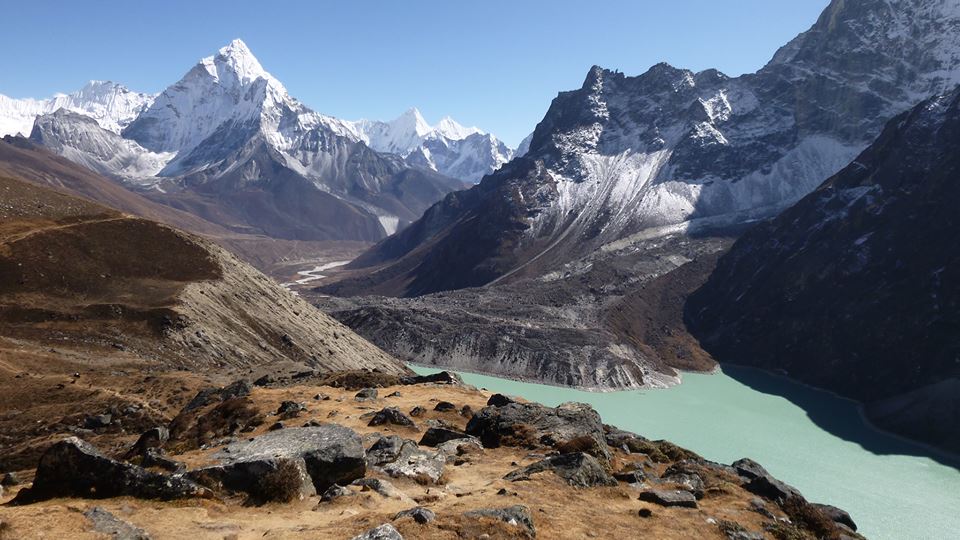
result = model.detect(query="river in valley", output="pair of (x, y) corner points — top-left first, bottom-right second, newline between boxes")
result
(411, 364), (960, 540)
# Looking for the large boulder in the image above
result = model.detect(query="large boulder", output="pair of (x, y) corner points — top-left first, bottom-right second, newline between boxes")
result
(813, 503), (858, 531)
(732, 458), (802, 503)
(504, 452), (616, 488)
(465, 401), (611, 462)
(12, 438), (205, 504)
(380, 446), (446, 484)
(188, 425), (365, 499)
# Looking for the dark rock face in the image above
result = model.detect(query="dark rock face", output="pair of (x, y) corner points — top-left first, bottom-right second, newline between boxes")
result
(504, 452), (617, 488)
(355, 388), (378, 401)
(638, 489), (698, 508)
(687, 88), (960, 453)
(814, 503), (858, 531)
(419, 427), (470, 447)
(465, 401), (610, 462)
(368, 407), (415, 427)
(189, 425), (365, 497)
(463, 505), (536, 538)
(126, 426), (169, 458)
(324, 0), (960, 299)
(12, 437), (205, 504)
(433, 401), (456, 412)
(487, 394), (516, 407)
(320, 483), (353, 502)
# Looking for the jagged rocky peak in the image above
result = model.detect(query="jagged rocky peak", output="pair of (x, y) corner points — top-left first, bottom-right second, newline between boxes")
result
(201, 38), (272, 86)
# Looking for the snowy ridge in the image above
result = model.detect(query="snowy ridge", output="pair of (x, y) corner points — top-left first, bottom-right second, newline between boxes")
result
(346, 108), (513, 182)
(0, 81), (154, 137)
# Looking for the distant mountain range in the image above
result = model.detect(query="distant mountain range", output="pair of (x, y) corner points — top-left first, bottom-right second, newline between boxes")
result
(1, 39), (520, 243)
(331, 0), (960, 297)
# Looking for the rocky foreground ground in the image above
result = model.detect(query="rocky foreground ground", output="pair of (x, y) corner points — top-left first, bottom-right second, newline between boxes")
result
(0, 368), (862, 540)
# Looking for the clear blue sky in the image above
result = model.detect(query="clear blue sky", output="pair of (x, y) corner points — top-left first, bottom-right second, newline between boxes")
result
(1, 1), (828, 146)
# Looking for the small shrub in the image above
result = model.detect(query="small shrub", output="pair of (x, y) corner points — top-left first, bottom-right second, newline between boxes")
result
(782, 496), (842, 540)
(500, 423), (539, 448)
(256, 459), (306, 503)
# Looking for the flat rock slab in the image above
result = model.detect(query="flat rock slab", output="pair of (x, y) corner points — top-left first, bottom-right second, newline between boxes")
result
(191, 425), (365, 497)
(638, 489), (698, 508)
(85, 507), (150, 540)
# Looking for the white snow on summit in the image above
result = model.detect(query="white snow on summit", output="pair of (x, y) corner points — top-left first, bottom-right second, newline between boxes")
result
(0, 80), (154, 137)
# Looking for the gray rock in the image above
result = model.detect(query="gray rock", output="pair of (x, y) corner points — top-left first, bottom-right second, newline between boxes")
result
(638, 489), (698, 508)
(436, 438), (484, 462)
(84, 506), (150, 540)
(12, 437), (205, 504)
(732, 458), (767, 481)
(504, 452), (616, 488)
(189, 425), (366, 498)
(126, 427), (170, 459)
(409, 406), (426, 417)
(368, 407), (416, 427)
(661, 462), (706, 499)
(394, 506), (436, 524)
(732, 457), (802, 503)
(351, 523), (403, 540)
(486, 394), (516, 407)
(352, 477), (408, 499)
(141, 448), (186, 473)
(1, 472), (20, 486)
(381, 447), (446, 484)
(814, 503), (858, 531)
(401, 371), (463, 386)
(355, 388), (378, 401)
(366, 435), (419, 467)
(276, 401), (306, 419)
(433, 401), (457, 412)
(463, 505), (536, 537)
(186, 380), (253, 411)
(419, 427), (470, 447)
(84, 414), (112, 429)
(320, 483), (354, 502)
(466, 401), (611, 462)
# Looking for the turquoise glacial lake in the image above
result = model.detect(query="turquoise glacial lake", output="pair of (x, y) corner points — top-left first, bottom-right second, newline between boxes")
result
(411, 364), (960, 540)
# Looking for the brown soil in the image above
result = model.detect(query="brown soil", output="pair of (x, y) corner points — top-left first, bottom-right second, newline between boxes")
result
(0, 370), (801, 540)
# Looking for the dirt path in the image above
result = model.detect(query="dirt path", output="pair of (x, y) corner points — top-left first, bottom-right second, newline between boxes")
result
(0, 216), (129, 246)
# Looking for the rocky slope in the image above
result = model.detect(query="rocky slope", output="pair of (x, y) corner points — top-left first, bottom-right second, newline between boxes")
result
(24, 40), (466, 243)
(686, 87), (960, 455)
(0, 172), (405, 375)
(0, 135), (373, 280)
(332, 0), (960, 298)
(0, 366), (862, 540)
(315, 232), (729, 389)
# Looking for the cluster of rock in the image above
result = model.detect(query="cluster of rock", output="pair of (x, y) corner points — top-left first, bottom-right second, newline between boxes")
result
(7, 377), (859, 540)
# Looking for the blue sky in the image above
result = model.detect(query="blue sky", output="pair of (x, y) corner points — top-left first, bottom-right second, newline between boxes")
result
(2, 1), (827, 146)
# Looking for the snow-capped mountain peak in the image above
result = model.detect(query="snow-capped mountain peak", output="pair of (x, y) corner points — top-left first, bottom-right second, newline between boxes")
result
(434, 116), (483, 140)
(122, 38), (294, 155)
(201, 38), (274, 88)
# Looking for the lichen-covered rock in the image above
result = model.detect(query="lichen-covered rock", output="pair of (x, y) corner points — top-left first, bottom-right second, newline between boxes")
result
(504, 452), (616, 488)
(12, 437), (205, 504)
(368, 407), (415, 427)
(638, 489), (698, 508)
(189, 425), (365, 498)
(394, 506), (436, 524)
(466, 401), (610, 462)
